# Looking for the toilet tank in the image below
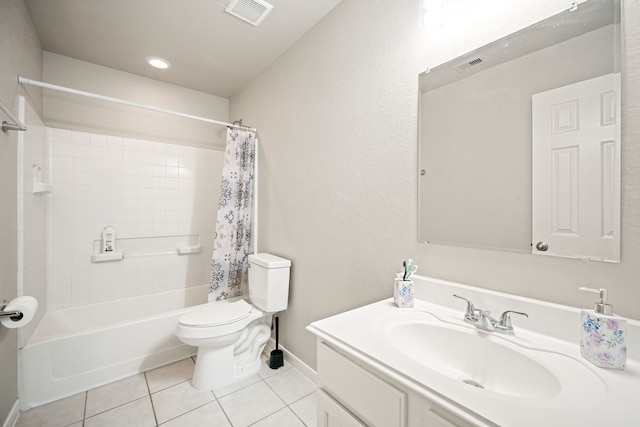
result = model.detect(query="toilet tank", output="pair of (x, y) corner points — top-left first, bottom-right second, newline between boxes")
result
(248, 253), (291, 312)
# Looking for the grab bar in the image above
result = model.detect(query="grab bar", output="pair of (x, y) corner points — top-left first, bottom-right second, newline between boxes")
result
(0, 100), (26, 133)
(91, 245), (202, 262)
(90, 233), (201, 262)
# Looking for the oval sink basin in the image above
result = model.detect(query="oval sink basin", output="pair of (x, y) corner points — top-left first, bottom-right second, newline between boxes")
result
(385, 321), (562, 399)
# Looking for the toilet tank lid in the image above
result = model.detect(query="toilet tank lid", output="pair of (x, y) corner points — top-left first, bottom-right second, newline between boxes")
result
(248, 253), (291, 268)
(179, 300), (251, 327)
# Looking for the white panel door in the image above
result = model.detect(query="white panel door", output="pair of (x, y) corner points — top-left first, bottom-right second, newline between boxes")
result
(532, 73), (620, 261)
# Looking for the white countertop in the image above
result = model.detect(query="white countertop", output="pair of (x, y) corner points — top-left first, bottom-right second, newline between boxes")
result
(307, 275), (640, 427)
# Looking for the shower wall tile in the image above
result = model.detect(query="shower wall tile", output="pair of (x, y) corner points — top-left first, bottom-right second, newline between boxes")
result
(47, 128), (223, 310)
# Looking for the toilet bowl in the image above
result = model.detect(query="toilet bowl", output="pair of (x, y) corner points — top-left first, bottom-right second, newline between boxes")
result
(175, 253), (291, 390)
(176, 299), (271, 389)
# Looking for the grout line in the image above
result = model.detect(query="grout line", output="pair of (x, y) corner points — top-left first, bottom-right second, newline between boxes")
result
(260, 368), (315, 426)
(28, 356), (317, 427)
(216, 399), (235, 427)
(144, 371), (160, 426)
(290, 408), (308, 427)
(148, 378), (192, 395)
(82, 396), (153, 424)
(289, 389), (318, 427)
(82, 391), (88, 426)
(246, 407), (286, 426)
(155, 400), (215, 426)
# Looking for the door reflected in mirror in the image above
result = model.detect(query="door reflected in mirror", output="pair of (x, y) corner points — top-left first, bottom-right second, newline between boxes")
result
(418, 0), (621, 262)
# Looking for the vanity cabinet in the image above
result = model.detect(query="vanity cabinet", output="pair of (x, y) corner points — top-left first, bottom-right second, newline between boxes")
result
(317, 391), (367, 427)
(316, 340), (479, 427)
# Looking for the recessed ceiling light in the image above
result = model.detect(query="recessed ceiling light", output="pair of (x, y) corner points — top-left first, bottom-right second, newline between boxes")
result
(145, 57), (171, 69)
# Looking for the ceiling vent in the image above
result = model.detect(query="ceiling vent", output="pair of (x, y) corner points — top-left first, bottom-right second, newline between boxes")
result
(454, 56), (484, 72)
(225, 0), (273, 26)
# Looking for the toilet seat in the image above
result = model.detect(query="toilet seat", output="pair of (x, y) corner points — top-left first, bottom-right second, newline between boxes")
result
(179, 300), (252, 328)
(176, 299), (266, 344)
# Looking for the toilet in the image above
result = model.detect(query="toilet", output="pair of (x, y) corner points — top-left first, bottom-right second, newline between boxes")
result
(175, 253), (291, 390)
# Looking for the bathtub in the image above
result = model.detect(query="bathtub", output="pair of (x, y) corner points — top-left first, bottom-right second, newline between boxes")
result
(19, 285), (209, 409)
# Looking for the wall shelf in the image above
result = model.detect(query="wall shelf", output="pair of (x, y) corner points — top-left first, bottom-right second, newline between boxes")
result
(91, 252), (124, 263)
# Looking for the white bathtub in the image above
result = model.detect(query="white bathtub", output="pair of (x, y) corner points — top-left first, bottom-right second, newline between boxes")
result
(19, 285), (209, 409)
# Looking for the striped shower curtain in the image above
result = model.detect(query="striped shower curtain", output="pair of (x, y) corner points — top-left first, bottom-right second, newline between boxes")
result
(209, 128), (256, 301)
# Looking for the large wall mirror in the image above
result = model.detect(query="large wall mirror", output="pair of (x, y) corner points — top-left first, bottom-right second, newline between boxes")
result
(418, 0), (621, 262)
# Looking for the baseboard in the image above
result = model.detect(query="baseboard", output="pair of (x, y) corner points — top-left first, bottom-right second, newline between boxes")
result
(2, 399), (20, 427)
(264, 338), (317, 385)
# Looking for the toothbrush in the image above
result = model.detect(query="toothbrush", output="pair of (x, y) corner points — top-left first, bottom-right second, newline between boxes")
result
(403, 259), (414, 280)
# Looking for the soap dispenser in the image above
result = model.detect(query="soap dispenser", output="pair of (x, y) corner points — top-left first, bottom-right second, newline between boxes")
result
(102, 226), (116, 253)
(578, 287), (627, 369)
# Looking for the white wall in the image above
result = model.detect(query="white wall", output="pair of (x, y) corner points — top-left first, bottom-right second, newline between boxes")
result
(230, 0), (640, 371)
(46, 128), (223, 309)
(42, 53), (230, 150)
(0, 0), (42, 422)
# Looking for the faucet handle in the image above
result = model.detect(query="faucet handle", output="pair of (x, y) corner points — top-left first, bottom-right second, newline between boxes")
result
(453, 294), (478, 322)
(495, 310), (528, 334)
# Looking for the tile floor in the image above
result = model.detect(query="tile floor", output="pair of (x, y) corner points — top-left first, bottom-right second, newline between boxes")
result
(16, 356), (318, 427)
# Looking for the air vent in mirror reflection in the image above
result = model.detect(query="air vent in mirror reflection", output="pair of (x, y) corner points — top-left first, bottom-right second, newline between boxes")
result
(454, 57), (484, 72)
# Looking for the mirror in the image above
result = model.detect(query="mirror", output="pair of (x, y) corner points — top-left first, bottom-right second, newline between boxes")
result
(418, 0), (621, 262)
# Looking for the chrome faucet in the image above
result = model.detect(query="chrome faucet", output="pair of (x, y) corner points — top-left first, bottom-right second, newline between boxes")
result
(453, 294), (528, 334)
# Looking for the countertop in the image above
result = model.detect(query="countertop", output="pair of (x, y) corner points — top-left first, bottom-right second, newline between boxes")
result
(307, 275), (640, 427)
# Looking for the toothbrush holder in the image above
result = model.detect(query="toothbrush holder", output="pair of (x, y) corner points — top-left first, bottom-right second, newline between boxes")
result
(394, 279), (414, 308)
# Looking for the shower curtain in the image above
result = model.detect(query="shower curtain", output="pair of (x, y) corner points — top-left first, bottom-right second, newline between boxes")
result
(209, 128), (256, 301)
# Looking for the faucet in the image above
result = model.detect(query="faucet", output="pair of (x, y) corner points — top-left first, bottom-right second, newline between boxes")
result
(453, 295), (528, 334)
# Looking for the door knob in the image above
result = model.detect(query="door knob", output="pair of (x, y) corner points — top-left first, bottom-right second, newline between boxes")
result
(535, 241), (549, 251)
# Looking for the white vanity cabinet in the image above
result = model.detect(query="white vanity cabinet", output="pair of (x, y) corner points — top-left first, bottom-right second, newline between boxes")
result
(316, 340), (479, 427)
(309, 276), (640, 426)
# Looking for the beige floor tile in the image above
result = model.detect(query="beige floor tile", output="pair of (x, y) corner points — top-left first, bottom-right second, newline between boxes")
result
(151, 380), (215, 424)
(289, 390), (319, 427)
(213, 373), (262, 398)
(218, 381), (285, 427)
(84, 396), (155, 427)
(250, 407), (305, 427)
(17, 355), (319, 427)
(265, 367), (316, 405)
(16, 392), (85, 427)
(159, 401), (231, 427)
(85, 373), (148, 417)
(145, 358), (195, 393)
(258, 357), (291, 380)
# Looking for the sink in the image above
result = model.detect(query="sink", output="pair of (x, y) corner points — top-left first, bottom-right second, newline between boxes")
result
(382, 319), (562, 399)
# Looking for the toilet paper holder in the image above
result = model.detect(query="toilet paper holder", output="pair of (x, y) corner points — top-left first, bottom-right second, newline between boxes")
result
(0, 300), (23, 321)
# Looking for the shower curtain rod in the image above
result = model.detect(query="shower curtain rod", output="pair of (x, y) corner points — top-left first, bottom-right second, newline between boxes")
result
(0, 98), (27, 133)
(17, 76), (256, 132)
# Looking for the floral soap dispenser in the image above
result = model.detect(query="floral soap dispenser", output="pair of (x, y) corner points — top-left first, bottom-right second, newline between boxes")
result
(579, 287), (627, 369)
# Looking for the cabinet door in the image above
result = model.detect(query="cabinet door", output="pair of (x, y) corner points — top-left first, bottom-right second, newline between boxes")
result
(318, 390), (367, 427)
(422, 406), (477, 427)
(318, 342), (406, 427)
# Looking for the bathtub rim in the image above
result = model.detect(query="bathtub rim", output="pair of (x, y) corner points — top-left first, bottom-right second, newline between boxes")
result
(25, 284), (211, 347)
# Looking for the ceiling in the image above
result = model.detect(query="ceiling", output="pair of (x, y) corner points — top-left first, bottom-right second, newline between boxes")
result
(23, 0), (342, 98)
